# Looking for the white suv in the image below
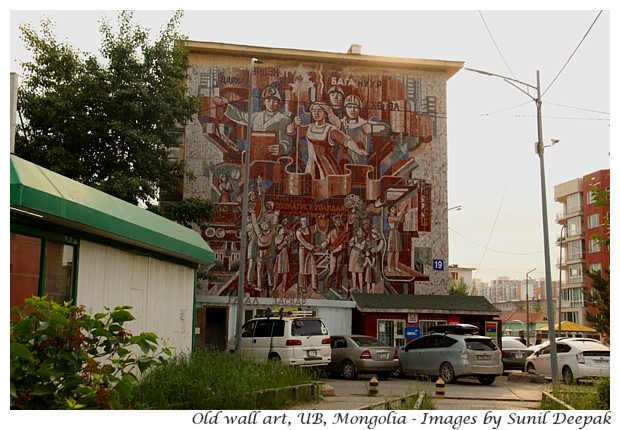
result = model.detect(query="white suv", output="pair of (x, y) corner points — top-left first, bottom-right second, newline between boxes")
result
(227, 311), (331, 368)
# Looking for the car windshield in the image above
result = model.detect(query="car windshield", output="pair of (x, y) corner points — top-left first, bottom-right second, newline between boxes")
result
(465, 338), (498, 351)
(291, 319), (327, 336)
(351, 336), (386, 347)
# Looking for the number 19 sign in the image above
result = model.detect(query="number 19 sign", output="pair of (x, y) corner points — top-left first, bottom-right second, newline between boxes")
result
(433, 259), (445, 271)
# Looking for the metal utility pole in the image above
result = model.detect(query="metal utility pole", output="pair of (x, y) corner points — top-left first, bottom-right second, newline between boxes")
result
(466, 67), (559, 385)
(525, 268), (536, 346)
(235, 57), (260, 361)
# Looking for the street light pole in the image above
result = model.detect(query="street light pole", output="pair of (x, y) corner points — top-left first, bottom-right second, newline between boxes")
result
(235, 57), (260, 361)
(525, 268), (536, 346)
(466, 67), (559, 385)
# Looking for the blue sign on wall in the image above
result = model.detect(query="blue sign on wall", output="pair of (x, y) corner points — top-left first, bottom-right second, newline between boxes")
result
(405, 327), (420, 339)
(433, 259), (445, 270)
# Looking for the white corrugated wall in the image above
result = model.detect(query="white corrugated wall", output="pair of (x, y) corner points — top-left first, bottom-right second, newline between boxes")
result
(77, 240), (195, 353)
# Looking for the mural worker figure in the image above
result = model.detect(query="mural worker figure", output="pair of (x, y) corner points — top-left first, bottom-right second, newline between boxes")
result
(341, 95), (391, 164)
(274, 218), (293, 293)
(386, 204), (408, 274)
(347, 227), (367, 298)
(218, 172), (234, 203)
(286, 102), (367, 179)
(361, 217), (385, 288)
(327, 85), (346, 119)
(320, 214), (348, 294)
(213, 85), (294, 157)
(295, 217), (321, 295)
(250, 211), (279, 294)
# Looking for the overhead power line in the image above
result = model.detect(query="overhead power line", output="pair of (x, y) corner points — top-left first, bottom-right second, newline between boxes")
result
(478, 11), (517, 79)
(542, 10), (604, 97)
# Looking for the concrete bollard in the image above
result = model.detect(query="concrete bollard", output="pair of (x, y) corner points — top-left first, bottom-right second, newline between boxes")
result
(368, 376), (379, 396)
(435, 377), (445, 399)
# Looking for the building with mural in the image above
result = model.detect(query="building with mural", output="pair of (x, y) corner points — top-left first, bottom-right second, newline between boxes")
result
(175, 42), (464, 348)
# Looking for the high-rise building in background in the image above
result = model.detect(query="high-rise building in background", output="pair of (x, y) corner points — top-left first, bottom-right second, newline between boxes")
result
(554, 169), (610, 328)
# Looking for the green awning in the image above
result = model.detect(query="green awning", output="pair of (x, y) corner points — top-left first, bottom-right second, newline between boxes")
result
(10, 154), (214, 265)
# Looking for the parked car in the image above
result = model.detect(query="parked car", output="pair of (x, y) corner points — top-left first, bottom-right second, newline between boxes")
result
(528, 337), (601, 353)
(226, 310), (331, 367)
(396, 325), (503, 385)
(525, 338), (610, 383)
(500, 337), (530, 372)
(327, 335), (399, 380)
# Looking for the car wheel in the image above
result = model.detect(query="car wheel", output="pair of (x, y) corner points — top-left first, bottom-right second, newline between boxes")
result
(526, 362), (536, 374)
(562, 366), (574, 384)
(342, 360), (357, 380)
(477, 375), (495, 385)
(439, 362), (457, 384)
(391, 365), (403, 379)
(269, 353), (281, 362)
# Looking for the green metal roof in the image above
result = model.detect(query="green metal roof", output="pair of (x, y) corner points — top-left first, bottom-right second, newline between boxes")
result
(10, 154), (214, 265)
(352, 292), (501, 315)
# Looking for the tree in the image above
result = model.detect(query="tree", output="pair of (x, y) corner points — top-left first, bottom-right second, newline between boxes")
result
(449, 277), (470, 296)
(584, 267), (610, 338)
(14, 11), (199, 206)
(583, 183), (610, 338)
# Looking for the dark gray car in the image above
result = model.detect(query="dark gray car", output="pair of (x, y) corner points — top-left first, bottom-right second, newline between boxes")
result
(327, 335), (399, 380)
(500, 337), (530, 372)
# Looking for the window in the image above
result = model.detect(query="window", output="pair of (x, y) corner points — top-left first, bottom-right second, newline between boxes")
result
(291, 319), (327, 336)
(465, 338), (498, 351)
(242, 321), (256, 338)
(567, 240), (584, 261)
(560, 311), (579, 323)
(10, 232), (76, 313)
(566, 193), (583, 215)
(254, 320), (275, 337)
(568, 264), (585, 284)
(419, 319), (448, 335)
(44, 241), (75, 305)
(590, 263), (602, 274)
(589, 238), (601, 253)
(567, 217), (582, 237)
(331, 337), (347, 349)
(587, 190), (596, 205)
(565, 287), (584, 307)
(588, 214), (600, 229)
(557, 343), (572, 353)
(377, 319), (406, 348)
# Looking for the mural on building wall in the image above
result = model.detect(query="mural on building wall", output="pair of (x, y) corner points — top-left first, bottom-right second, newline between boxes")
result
(192, 61), (443, 300)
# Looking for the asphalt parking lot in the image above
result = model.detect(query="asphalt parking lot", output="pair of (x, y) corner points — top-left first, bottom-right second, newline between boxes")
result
(291, 372), (549, 410)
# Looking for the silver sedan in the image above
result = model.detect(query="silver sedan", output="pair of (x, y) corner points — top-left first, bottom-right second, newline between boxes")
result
(327, 335), (399, 380)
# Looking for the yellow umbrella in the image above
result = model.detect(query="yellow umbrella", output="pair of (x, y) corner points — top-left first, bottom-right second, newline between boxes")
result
(535, 321), (597, 332)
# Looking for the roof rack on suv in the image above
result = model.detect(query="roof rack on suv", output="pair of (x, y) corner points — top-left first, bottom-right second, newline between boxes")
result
(264, 307), (317, 319)
(429, 323), (480, 335)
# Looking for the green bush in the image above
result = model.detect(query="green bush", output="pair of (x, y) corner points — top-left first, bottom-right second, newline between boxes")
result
(10, 296), (172, 409)
(131, 348), (317, 409)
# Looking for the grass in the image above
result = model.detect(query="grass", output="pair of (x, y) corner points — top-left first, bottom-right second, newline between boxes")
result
(130, 348), (318, 409)
(539, 377), (610, 410)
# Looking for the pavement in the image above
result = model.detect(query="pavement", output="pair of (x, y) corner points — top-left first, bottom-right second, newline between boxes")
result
(289, 373), (550, 410)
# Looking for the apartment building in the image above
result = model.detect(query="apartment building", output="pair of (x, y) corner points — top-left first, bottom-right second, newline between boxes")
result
(554, 169), (610, 328)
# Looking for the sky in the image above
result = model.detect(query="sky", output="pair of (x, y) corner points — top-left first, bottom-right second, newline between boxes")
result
(7, 3), (613, 284)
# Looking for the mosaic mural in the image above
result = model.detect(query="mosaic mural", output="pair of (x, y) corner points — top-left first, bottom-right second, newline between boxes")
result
(185, 60), (448, 300)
